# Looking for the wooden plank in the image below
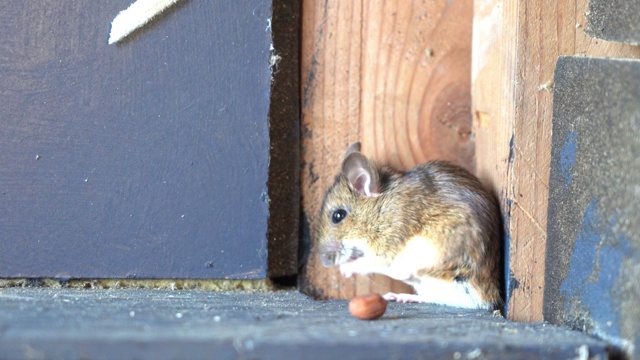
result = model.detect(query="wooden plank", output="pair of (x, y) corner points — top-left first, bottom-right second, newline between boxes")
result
(471, 0), (640, 321)
(0, 1), (272, 279)
(300, 0), (473, 299)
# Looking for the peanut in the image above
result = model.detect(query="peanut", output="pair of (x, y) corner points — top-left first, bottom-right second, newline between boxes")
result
(349, 293), (387, 320)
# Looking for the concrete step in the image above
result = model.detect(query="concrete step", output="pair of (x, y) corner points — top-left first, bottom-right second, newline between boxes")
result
(0, 288), (613, 359)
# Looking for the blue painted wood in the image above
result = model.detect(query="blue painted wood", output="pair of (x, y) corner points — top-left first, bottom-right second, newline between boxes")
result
(545, 56), (640, 354)
(0, 1), (272, 279)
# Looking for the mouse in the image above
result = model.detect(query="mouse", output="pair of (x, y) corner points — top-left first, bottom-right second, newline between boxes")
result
(317, 142), (502, 309)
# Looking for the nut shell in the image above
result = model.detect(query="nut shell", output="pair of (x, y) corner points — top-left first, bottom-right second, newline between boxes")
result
(349, 293), (387, 320)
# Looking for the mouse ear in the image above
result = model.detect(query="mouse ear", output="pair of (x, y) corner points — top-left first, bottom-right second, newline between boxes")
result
(343, 142), (362, 159)
(342, 152), (380, 197)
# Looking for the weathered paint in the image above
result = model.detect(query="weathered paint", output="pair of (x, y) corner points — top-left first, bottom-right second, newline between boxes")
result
(502, 136), (514, 313)
(502, 212), (512, 312)
(559, 199), (629, 340)
(586, 0), (640, 46)
(559, 131), (577, 186)
(545, 56), (640, 356)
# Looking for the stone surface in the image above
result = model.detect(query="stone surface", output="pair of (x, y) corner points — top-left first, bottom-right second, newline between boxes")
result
(545, 56), (640, 357)
(586, 0), (640, 45)
(0, 288), (612, 359)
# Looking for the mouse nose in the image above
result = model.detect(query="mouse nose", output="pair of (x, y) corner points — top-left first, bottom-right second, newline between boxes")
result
(319, 240), (341, 267)
(320, 251), (337, 267)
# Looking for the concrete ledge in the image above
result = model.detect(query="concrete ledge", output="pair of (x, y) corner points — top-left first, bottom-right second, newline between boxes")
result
(0, 288), (611, 359)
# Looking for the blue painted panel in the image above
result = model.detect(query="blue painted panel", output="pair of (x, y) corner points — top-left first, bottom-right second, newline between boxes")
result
(0, 1), (272, 279)
(545, 56), (640, 353)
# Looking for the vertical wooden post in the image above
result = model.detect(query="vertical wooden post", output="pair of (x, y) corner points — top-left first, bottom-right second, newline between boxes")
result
(300, 0), (473, 300)
(472, 0), (640, 321)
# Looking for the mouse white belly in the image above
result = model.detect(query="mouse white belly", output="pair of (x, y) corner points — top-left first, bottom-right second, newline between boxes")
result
(382, 236), (491, 309)
(338, 235), (491, 309)
(383, 277), (490, 309)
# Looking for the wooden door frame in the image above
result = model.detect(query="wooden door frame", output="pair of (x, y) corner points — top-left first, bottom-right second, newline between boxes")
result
(298, 0), (640, 321)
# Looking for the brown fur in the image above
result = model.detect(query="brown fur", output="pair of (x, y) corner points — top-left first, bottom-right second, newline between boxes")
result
(317, 146), (502, 307)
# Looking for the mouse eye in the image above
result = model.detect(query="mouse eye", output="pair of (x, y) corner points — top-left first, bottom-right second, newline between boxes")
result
(331, 209), (347, 225)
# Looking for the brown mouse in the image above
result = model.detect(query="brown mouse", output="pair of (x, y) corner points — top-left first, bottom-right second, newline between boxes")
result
(317, 143), (501, 309)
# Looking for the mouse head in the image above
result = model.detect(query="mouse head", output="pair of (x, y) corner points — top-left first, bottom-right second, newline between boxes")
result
(317, 143), (383, 268)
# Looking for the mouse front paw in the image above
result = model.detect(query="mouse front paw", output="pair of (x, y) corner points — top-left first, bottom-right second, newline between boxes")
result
(339, 258), (371, 278)
(339, 263), (356, 278)
(340, 268), (354, 278)
(383, 292), (422, 303)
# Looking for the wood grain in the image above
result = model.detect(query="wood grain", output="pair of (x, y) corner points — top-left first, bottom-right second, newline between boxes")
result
(300, 0), (473, 300)
(472, 0), (640, 321)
